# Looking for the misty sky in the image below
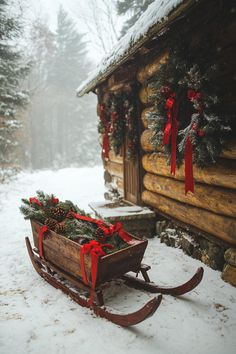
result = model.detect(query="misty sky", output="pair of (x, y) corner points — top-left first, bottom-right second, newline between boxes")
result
(26, 0), (123, 64)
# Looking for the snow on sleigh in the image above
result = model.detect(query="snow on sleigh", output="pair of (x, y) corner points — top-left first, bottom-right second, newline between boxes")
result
(21, 191), (204, 327)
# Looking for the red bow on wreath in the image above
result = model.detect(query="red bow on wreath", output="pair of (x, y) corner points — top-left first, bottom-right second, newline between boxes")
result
(162, 88), (205, 194)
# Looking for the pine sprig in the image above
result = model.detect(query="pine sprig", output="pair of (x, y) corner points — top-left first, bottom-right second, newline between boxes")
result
(19, 204), (45, 223)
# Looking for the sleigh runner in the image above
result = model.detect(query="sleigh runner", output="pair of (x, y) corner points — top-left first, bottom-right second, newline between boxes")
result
(21, 192), (204, 327)
(30, 219), (149, 297)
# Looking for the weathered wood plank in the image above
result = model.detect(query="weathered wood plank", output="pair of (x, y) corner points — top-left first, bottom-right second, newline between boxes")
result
(143, 172), (236, 217)
(31, 220), (91, 280)
(142, 190), (236, 246)
(142, 153), (236, 190)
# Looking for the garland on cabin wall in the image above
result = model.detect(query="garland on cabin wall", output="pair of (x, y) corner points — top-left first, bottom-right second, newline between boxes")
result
(98, 91), (138, 160)
(146, 48), (232, 193)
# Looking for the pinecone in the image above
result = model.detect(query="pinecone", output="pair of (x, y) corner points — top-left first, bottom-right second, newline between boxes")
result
(54, 222), (65, 234)
(45, 218), (58, 231)
(96, 227), (106, 242)
(49, 207), (67, 222)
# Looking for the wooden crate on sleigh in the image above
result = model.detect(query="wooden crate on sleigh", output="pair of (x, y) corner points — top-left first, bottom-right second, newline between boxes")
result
(31, 219), (148, 287)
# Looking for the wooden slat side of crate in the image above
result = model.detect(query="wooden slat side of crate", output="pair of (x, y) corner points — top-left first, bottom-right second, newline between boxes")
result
(31, 220), (148, 287)
(31, 220), (91, 280)
(97, 242), (148, 283)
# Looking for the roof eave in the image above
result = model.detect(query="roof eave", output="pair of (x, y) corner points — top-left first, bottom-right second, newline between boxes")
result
(76, 0), (197, 97)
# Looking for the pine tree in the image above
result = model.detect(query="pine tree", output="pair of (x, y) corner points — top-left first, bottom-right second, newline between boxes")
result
(0, 0), (30, 181)
(26, 18), (56, 169)
(47, 6), (100, 168)
(25, 7), (100, 170)
(116, 0), (155, 37)
(49, 6), (88, 89)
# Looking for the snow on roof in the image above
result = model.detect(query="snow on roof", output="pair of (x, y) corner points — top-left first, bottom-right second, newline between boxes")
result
(76, 0), (190, 97)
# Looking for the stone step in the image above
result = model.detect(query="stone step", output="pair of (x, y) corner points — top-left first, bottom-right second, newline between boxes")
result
(89, 200), (156, 238)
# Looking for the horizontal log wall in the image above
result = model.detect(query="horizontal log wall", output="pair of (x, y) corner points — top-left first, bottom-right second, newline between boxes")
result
(142, 153), (236, 190)
(143, 173), (236, 218)
(142, 190), (236, 246)
(137, 1), (236, 245)
(141, 129), (236, 160)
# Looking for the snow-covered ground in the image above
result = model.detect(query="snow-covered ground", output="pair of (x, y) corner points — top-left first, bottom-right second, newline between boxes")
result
(0, 166), (235, 354)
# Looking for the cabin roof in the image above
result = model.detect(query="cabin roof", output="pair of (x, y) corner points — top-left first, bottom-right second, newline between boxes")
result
(76, 0), (196, 97)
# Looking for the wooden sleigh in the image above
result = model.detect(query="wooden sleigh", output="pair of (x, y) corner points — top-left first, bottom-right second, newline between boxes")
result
(26, 219), (204, 327)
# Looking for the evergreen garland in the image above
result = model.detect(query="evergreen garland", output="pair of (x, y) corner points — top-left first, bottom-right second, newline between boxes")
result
(98, 91), (138, 159)
(20, 191), (128, 253)
(147, 48), (232, 168)
(108, 92), (124, 154)
(123, 93), (138, 159)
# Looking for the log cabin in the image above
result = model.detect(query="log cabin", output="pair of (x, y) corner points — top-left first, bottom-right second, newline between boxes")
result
(77, 0), (236, 285)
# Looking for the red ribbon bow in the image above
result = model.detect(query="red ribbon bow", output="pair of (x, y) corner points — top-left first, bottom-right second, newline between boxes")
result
(29, 197), (43, 207)
(68, 211), (132, 244)
(108, 222), (133, 243)
(80, 240), (114, 305)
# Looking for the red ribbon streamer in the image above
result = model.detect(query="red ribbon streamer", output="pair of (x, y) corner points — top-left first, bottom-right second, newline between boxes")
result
(163, 94), (179, 175)
(102, 133), (110, 159)
(184, 137), (194, 194)
(69, 212), (133, 304)
(38, 225), (48, 258)
(80, 240), (113, 305)
(67, 212), (134, 304)
(68, 211), (133, 244)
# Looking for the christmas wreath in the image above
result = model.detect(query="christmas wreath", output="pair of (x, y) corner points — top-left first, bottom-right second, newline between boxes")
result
(147, 49), (231, 193)
(98, 91), (138, 160)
